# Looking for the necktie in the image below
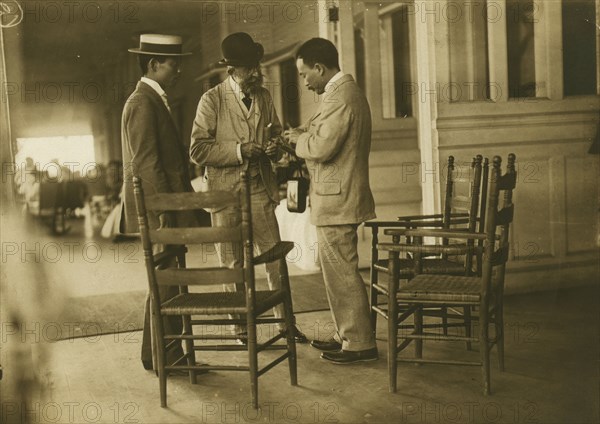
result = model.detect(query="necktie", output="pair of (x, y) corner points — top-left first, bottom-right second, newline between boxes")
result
(161, 93), (172, 114)
(242, 94), (252, 111)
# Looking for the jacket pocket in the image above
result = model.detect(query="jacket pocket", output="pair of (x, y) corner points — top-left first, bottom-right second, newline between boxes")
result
(315, 181), (341, 196)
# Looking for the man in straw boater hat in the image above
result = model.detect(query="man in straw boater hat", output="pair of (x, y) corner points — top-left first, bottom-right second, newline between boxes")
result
(190, 32), (308, 344)
(121, 34), (199, 372)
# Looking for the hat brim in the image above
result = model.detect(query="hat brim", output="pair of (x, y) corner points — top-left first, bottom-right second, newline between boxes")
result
(218, 58), (258, 67)
(128, 48), (192, 56)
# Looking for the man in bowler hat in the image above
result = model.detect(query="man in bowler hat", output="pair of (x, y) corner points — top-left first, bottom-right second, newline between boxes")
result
(121, 34), (198, 371)
(190, 32), (307, 343)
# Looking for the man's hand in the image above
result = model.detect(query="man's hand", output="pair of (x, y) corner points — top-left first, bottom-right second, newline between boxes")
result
(159, 212), (174, 229)
(264, 141), (279, 161)
(240, 143), (264, 160)
(283, 128), (304, 146)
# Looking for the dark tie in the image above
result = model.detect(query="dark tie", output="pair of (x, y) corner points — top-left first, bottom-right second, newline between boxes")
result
(242, 95), (252, 110)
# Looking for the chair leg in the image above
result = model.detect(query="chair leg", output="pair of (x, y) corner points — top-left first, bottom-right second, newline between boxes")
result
(480, 307), (491, 396)
(369, 271), (379, 335)
(415, 306), (423, 360)
(464, 306), (472, 351)
(495, 302), (505, 372)
(247, 320), (259, 409)
(441, 306), (448, 336)
(282, 291), (298, 385)
(387, 285), (398, 393)
(154, 315), (168, 408)
(182, 314), (197, 384)
(387, 251), (399, 393)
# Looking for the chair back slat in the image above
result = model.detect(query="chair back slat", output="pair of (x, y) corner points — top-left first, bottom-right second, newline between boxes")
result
(145, 191), (239, 211)
(150, 227), (242, 245)
(481, 154), (517, 298)
(156, 267), (244, 286)
(450, 196), (471, 210)
(490, 243), (510, 266)
(495, 205), (514, 226)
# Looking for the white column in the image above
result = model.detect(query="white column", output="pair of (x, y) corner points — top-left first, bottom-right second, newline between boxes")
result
(487, 0), (509, 102)
(544, 0), (563, 100)
(337, 0), (356, 78)
(364, 3), (383, 121)
(414, 0), (438, 215)
(317, 0), (330, 39)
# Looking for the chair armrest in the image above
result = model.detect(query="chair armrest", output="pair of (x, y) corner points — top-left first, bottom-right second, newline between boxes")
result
(397, 212), (470, 221)
(153, 245), (188, 267)
(397, 213), (444, 221)
(364, 220), (411, 228)
(253, 241), (294, 265)
(377, 242), (478, 255)
(400, 228), (487, 240)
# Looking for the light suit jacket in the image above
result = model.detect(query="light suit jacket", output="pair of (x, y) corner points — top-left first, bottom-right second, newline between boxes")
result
(121, 81), (198, 233)
(189, 80), (282, 206)
(296, 74), (376, 226)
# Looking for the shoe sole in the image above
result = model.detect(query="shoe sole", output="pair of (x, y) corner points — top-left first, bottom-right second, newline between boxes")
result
(310, 344), (342, 352)
(320, 355), (379, 365)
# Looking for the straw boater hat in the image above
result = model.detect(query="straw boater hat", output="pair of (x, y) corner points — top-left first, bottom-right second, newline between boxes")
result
(128, 34), (192, 56)
(218, 32), (264, 67)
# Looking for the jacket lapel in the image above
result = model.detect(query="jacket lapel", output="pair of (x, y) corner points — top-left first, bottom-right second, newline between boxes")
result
(221, 80), (247, 121)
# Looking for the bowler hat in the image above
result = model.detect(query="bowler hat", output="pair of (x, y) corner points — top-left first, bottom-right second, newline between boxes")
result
(218, 32), (264, 67)
(128, 34), (192, 56)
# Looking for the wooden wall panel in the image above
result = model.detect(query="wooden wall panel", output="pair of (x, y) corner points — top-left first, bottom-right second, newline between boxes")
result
(566, 157), (600, 254)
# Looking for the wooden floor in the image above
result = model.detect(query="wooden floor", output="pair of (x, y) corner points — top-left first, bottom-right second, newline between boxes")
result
(1, 284), (598, 424)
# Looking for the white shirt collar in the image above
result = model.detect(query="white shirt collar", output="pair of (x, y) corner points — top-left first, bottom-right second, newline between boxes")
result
(141, 76), (166, 97)
(324, 71), (345, 93)
(228, 75), (253, 100)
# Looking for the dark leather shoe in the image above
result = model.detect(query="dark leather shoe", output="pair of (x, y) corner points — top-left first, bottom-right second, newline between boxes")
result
(320, 348), (379, 364)
(310, 339), (342, 352)
(282, 325), (309, 343)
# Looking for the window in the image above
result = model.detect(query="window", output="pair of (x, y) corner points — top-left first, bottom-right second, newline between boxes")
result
(562, 0), (597, 96)
(15, 135), (95, 177)
(447, 1), (489, 101)
(506, 0), (537, 98)
(279, 58), (300, 129)
(380, 5), (413, 117)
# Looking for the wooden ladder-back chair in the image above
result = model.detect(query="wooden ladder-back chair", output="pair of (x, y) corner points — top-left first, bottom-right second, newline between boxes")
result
(133, 173), (297, 409)
(378, 153), (516, 394)
(367, 155), (489, 336)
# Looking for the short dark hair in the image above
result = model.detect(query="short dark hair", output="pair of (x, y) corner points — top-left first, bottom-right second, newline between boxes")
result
(295, 38), (340, 70)
(138, 55), (168, 74)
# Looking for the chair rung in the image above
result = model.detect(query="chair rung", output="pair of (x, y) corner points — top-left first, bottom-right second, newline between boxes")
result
(165, 334), (241, 340)
(397, 358), (482, 366)
(166, 364), (249, 371)
(150, 226), (241, 245)
(372, 306), (388, 319)
(258, 352), (290, 377)
(192, 344), (248, 351)
(373, 263), (389, 273)
(372, 283), (388, 295)
(257, 332), (285, 352)
(397, 337), (414, 353)
(400, 333), (478, 342)
(189, 318), (284, 326)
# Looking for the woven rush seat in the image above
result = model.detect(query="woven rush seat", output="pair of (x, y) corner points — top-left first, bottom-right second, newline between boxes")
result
(373, 258), (466, 275)
(398, 274), (480, 303)
(161, 290), (285, 316)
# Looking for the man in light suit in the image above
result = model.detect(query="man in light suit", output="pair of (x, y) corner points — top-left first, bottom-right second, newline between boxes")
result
(190, 32), (307, 343)
(285, 38), (378, 364)
(121, 34), (198, 371)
